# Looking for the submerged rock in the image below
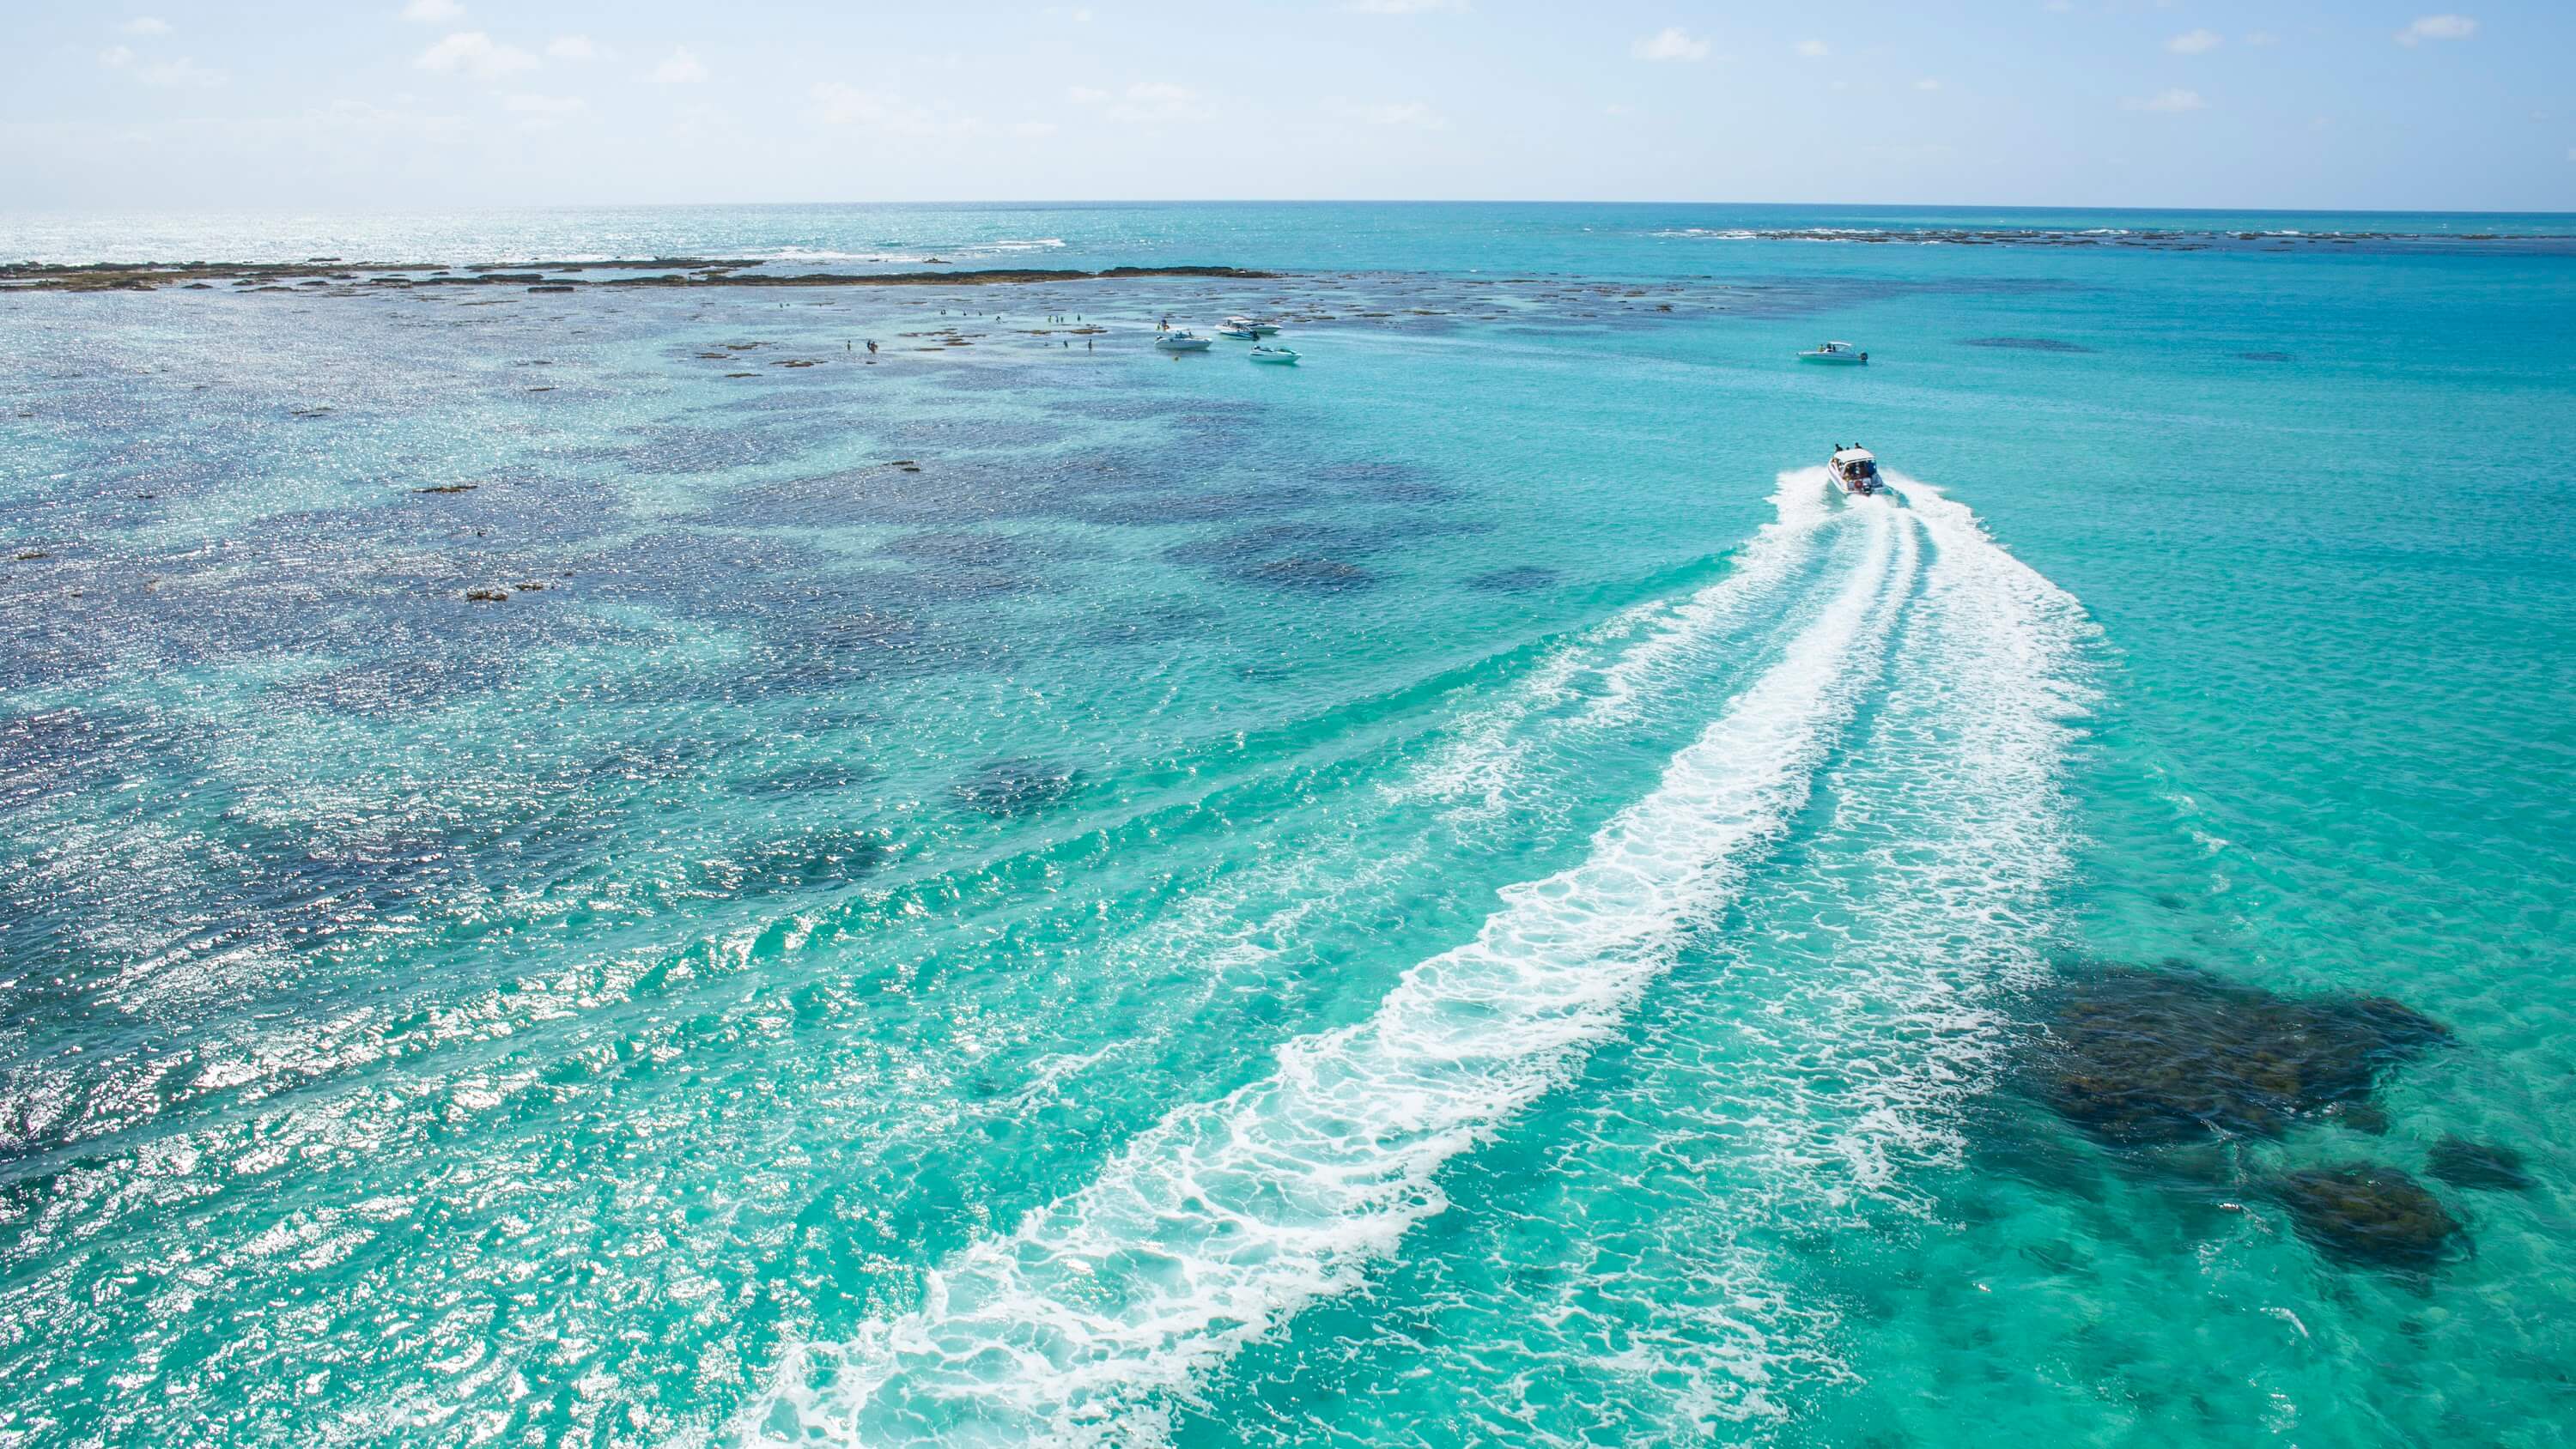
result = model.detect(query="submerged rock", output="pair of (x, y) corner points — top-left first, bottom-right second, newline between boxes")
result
(954, 758), (1075, 816)
(1247, 556), (1373, 591)
(2271, 1164), (2462, 1271)
(2032, 966), (2449, 1147)
(1961, 336), (2096, 354)
(2426, 1136), (2533, 1192)
(1467, 565), (1559, 593)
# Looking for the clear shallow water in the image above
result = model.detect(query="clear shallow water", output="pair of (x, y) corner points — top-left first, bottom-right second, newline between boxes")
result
(1, 204), (2571, 1446)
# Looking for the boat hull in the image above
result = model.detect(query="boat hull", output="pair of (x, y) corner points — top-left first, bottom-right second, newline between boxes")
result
(1800, 352), (1868, 365)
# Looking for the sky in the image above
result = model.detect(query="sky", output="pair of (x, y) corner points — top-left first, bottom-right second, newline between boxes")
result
(1, 1), (2570, 212)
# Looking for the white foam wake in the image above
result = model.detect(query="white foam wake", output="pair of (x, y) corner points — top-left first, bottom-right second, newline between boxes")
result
(745, 495), (1914, 1447)
(1544, 471), (2095, 1434)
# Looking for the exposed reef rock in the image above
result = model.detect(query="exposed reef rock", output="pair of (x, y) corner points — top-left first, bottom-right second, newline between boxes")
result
(2426, 1137), (2534, 1192)
(2270, 1164), (2463, 1271)
(2032, 965), (2449, 1147)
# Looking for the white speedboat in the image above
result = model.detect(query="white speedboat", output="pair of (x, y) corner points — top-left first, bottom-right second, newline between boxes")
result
(1226, 316), (1282, 336)
(1828, 445), (1883, 495)
(1154, 330), (1212, 352)
(1800, 341), (1869, 365)
(1215, 324), (1261, 341)
(1249, 346), (1299, 365)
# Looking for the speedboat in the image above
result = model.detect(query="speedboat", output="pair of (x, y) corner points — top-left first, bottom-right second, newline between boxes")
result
(1249, 346), (1299, 365)
(1827, 445), (1883, 495)
(1154, 330), (1212, 352)
(1215, 324), (1261, 341)
(1227, 316), (1282, 336)
(1800, 341), (1868, 365)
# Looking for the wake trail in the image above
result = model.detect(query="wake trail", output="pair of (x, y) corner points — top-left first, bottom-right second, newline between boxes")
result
(1135, 473), (2097, 1449)
(745, 492), (1911, 1448)
(1317, 471), (2097, 1445)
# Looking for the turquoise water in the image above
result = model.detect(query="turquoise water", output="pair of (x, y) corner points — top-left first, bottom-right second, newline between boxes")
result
(3, 204), (2572, 1446)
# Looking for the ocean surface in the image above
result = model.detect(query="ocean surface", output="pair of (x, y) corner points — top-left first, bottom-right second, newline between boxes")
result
(2, 203), (2572, 1447)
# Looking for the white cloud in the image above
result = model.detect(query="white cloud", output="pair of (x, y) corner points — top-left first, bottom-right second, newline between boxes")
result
(120, 16), (171, 36)
(2167, 29), (2221, 54)
(2244, 31), (2280, 46)
(1346, 0), (1468, 11)
(502, 93), (585, 116)
(1632, 27), (1710, 62)
(1326, 97), (1449, 129)
(2129, 88), (2207, 112)
(2395, 15), (2476, 45)
(805, 83), (1000, 139)
(1067, 85), (1110, 103)
(1603, 102), (1637, 117)
(1794, 39), (1830, 58)
(401, 0), (465, 21)
(545, 34), (595, 61)
(643, 47), (706, 83)
(1915, 77), (1941, 91)
(139, 57), (224, 87)
(1073, 80), (1209, 125)
(416, 32), (537, 80)
(100, 45), (134, 67)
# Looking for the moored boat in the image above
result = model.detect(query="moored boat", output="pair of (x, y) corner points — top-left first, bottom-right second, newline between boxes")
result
(1249, 346), (1299, 365)
(1154, 330), (1213, 352)
(1227, 316), (1282, 336)
(1800, 340), (1869, 365)
(1215, 324), (1261, 340)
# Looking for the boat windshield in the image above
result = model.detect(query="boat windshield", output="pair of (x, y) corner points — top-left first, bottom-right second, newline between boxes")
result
(1850, 459), (1876, 476)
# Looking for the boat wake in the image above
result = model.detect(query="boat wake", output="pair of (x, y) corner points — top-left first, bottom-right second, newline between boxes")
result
(744, 470), (2091, 1446)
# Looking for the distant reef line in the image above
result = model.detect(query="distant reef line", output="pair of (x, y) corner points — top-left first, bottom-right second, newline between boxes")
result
(0, 260), (1277, 294)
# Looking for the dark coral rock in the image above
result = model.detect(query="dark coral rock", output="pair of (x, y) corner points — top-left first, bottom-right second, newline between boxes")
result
(1245, 556), (1373, 591)
(2031, 966), (2449, 1147)
(2426, 1137), (2534, 1192)
(1467, 566), (1559, 593)
(1961, 336), (2095, 354)
(954, 759), (1075, 817)
(692, 828), (890, 897)
(2271, 1164), (2462, 1271)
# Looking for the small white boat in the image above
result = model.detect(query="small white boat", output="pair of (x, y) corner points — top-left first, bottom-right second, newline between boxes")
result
(1227, 316), (1282, 336)
(1249, 346), (1299, 365)
(1828, 445), (1883, 495)
(1154, 330), (1212, 352)
(1215, 324), (1261, 341)
(1800, 341), (1869, 365)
